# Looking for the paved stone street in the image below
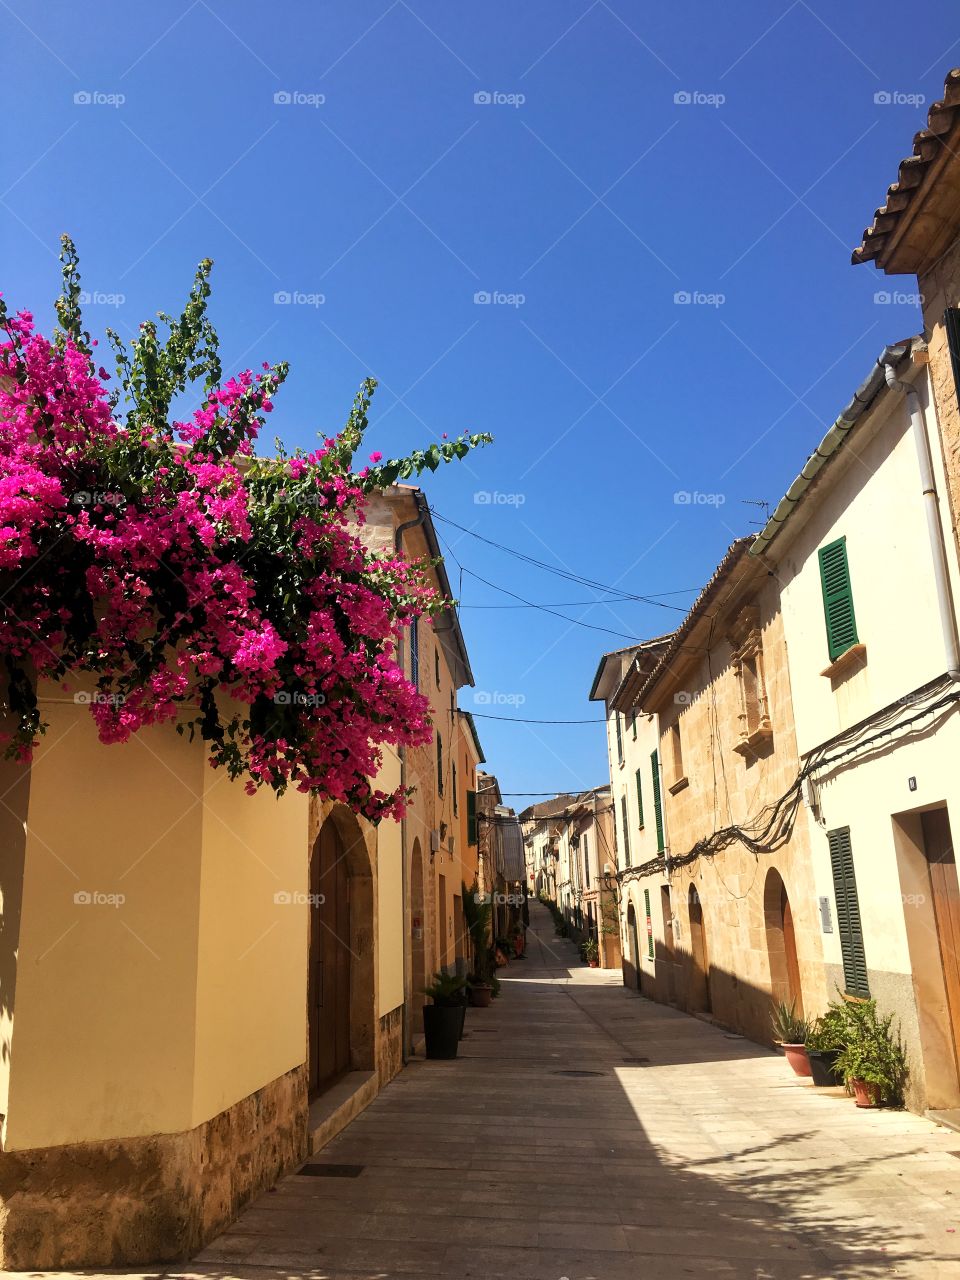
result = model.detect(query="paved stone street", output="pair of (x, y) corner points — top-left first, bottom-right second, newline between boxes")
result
(24, 901), (960, 1279)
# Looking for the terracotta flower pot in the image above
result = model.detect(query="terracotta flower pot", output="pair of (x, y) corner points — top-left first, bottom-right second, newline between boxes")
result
(779, 1042), (812, 1077)
(587, 958), (599, 968)
(469, 983), (492, 1008)
(849, 1077), (881, 1108)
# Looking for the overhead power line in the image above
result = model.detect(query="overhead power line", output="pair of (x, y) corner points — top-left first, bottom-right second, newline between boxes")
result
(430, 508), (694, 612)
(469, 711), (604, 724)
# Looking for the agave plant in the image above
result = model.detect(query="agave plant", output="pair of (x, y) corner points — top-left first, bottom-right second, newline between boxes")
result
(771, 999), (811, 1045)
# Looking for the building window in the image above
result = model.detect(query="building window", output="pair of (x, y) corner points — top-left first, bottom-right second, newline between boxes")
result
(631, 709), (637, 740)
(436, 731), (444, 796)
(620, 794), (631, 867)
(466, 790), (477, 844)
(651, 750), (664, 852)
(452, 761), (458, 815)
(583, 832), (590, 887)
(828, 826), (869, 998)
(644, 887), (654, 959)
(730, 607), (772, 755)
(635, 769), (644, 828)
(818, 536), (859, 663)
(667, 722), (685, 789)
(615, 711), (623, 764)
(410, 618), (419, 690)
(435, 647), (441, 688)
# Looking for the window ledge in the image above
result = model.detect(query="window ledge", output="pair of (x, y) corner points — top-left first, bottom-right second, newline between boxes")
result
(733, 725), (773, 757)
(667, 775), (689, 795)
(820, 643), (867, 680)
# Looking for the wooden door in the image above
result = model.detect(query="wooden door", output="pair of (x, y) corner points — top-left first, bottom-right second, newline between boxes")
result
(626, 902), (640, 990)
(661, 885), (676, 1003)
(309, 821), (351, 1095)
(688, 887), (711, 1013)
(924, 809), (960, 1075)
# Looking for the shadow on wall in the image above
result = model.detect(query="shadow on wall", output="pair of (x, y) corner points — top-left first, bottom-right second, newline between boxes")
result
(0, 754), (30, 1113)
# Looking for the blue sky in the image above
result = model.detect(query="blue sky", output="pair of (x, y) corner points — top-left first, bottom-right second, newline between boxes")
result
(3, 2), (955, 799)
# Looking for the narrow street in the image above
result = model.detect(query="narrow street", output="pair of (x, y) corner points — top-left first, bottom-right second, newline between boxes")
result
(159, 899), (960, 1280)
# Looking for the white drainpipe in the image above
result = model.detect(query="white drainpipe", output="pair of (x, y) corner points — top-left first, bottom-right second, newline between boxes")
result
(883, 361), (960, 680)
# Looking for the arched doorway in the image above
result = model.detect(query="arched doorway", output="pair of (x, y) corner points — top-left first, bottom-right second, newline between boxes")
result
(410, 838), (426, 1034)
(688, 885), (712, 1013)
(308, 810), (374, 1096)
(764, 868), (803, 1016)
(626, 900), (640, 990)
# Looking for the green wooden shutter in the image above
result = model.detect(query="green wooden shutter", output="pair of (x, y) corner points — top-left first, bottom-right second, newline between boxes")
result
(436, 731), (443, 795)
(945, 308), (960, 404)
(635, 768), (644, 828)
(466, 790), (477, 845)
(615, 711), (623, 762)
(818, 537), (859, 662)
(631, 709), (637, 740)
(452, 762), (458, 815)
(651, 750), (664, 852)
(620, 794), (631, 867)
(644, 888), (654, 958)
(828, 826), (869, 998)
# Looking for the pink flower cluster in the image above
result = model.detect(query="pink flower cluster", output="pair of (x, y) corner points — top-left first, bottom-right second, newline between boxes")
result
(0, 306), (440, 821)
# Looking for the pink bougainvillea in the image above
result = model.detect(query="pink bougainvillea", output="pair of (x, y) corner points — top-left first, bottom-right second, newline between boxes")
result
(0, 239), (490, 821)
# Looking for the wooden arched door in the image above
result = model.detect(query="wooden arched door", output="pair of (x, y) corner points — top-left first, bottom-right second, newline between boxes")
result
(309, 819), (351, 1094)
(626, 901), (640, 990)
(688, 885), (711, 1013)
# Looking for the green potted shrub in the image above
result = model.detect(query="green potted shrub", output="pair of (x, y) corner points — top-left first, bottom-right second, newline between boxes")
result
(806, 1004), (848, 1087)
(422, 972), (466, 1059)
(834, 999), (907, 1107)
(462, 880), (494, 1006)
(771, 1000), (812, 1077)
(582, 937), (600, 968)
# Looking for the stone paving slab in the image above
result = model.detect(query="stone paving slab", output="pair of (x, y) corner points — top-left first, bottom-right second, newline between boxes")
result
(13, 900), (960, 1280)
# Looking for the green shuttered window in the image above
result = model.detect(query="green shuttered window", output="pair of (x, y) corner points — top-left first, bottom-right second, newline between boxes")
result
(651, 750), (664, 852)
(818, 537), (859, 662)
(615, 711), (623, 763)
(621, 794), (631, 867)
(635, 768), (644, 829)
(828, 826), (869, 998)
(644, 888), (654, 958)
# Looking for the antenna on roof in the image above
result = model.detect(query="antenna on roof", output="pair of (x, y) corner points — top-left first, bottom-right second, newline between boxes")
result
(741, 498), (770, 527)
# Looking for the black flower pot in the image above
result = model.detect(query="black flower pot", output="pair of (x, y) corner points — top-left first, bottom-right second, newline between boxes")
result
(423, 1004), (461, 1059)
(808, 1048), (844, 1087)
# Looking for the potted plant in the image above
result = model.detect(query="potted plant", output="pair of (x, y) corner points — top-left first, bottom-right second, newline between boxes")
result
(511, 922), (526, 959)
(806, 1004), (848, 1087)
(462, 880), (494, 1006)
(582, 937), (600, 968)
(422, 972), (466, 1059)
(495, 936), (512, 966)
(771, 1000), (812, 1077)
(833, 998), (907, 1107)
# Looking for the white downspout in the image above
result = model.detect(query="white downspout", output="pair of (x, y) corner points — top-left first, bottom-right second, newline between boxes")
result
(883, 361), (960, 680)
